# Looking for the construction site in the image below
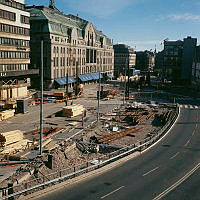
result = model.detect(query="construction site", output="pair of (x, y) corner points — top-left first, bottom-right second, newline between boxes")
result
(0, 82), (177, 197)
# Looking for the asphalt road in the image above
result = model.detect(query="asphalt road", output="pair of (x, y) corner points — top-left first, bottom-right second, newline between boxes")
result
(34, 106), (200, 200)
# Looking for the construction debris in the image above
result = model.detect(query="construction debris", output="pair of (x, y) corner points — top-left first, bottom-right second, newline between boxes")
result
(98, 127), (141, 143)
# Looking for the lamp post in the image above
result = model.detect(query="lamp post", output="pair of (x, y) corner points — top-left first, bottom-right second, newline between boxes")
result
(97, 55), (101, 122)
(39, 40), (44, 155)
(65, 70), (68, 106)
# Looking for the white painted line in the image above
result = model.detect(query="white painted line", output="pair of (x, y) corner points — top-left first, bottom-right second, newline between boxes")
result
(143, 166), (159, 177)
(192, 131), (195, 136)
(189, 105), (193, 109)
(152, 162), (200, 200)
(184, 139), (190, 147)
(141, 105), (181, 154)
(170, 152), (180, 159)
(101, 185), (125, 199)
(184, 105), (188, 109)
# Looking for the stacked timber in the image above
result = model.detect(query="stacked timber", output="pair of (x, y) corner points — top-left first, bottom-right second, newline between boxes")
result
(0, 130), (31, 154)
(63, 104), (84, 117)
(0, 109), (15, 121)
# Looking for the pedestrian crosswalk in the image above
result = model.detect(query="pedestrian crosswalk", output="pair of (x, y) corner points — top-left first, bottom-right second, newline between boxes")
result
(179, 104), (199, 109)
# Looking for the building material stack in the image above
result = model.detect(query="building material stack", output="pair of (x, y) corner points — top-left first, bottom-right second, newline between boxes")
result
(0, 110), (15, 121)
(62, 104), (85, 118)
(0, 130), (31, 154)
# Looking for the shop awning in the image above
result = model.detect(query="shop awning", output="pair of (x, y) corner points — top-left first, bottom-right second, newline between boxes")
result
(55, 77), (76, 85)
(107, 74), (114, 79)
(85, 73), (93, 81)
(78, 74), (89, 82)
(90, 72), (103, 80)
(78, 73), (103, 82)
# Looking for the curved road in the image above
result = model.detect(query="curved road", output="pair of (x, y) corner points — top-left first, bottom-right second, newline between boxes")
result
(34, 107), (200, 200)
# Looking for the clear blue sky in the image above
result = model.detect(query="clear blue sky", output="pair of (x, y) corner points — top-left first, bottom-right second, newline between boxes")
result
(26, 0), (200, 51)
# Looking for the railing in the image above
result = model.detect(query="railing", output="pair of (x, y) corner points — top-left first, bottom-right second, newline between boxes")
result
(1, 105), (179, 200)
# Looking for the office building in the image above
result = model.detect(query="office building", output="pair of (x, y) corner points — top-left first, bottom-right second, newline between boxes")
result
(113, 44), (136, 78)
(0, 0), (38, 105)
(163, 36), (197, 84)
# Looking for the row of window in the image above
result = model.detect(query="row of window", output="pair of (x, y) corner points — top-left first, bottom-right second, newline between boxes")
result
(21, 15), (29, 24)
(53, 46), (86, 55)
(53, 57), (86, 67)
(0, 9), (16, 21)
(0, 37), (29, 47)
(0, 64), (28, 72)
(0, 0), (25, 10)
(0, 23), (29, 35)
(0, 51), (29, 59)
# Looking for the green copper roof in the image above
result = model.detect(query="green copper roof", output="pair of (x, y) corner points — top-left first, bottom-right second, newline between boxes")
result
(28, 6), (112, 43)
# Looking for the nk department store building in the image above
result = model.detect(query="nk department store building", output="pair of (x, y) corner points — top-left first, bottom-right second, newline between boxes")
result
(27, 1), (114, 89)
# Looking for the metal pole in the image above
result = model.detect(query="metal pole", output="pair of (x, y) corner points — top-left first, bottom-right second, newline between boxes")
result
(123, 59), (127, 105)
(65, 70), (68, 106)
(39, 40), (44, 155)
(127, 58), (130, 99)
(97, 56), (101, 121)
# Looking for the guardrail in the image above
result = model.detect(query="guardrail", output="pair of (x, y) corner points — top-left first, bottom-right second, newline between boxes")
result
(1, 105), (179, 200)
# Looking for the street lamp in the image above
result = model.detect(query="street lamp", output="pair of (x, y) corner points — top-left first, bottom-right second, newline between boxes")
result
(39, 40), (44, 155)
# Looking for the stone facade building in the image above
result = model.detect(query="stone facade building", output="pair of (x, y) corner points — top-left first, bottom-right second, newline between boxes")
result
(27, 1), (114, 88)
(113, 44), (136, 78)
(0, 0), (38, 104)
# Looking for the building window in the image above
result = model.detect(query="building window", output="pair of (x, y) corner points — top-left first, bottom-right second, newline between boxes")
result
(0, 23), (29, 35)
(0, 37), (29, 47)
(0, 9), (16, 21)
(20, 15), (29, 24)
(0, 0), (25, 10)
(0, 51), (29, 59)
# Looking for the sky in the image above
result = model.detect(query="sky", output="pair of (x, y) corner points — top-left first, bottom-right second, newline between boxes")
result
(26, 0), (200, 51)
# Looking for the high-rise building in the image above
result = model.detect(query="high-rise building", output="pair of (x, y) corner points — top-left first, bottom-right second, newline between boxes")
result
(113, 44), (136, 78)
(0, 0), (38, 105)
(27, 1), (114, 89)
(163, 36), (197, 84)
(192, 45), (200, 87)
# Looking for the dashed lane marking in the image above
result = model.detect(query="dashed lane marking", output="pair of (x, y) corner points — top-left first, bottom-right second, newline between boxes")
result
(184, 139), (190, 147)
(143, 166), (159, 177)
(101, 186), (125, 199)
(170, 152), (180, 159)
(152, 162), (200, 200)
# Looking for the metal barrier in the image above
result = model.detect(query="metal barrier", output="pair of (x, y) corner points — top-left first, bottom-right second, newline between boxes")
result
(1, 105), (179, 200)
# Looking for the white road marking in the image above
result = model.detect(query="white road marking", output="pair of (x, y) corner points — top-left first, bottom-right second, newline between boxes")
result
(141, 105), (181, 154)
(101, 186), (125, 199)
(143, 166), (159, 177)
(153, 162), (200, 200)
(170, 152), (180, 159)
(184, 139), (190, 147)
